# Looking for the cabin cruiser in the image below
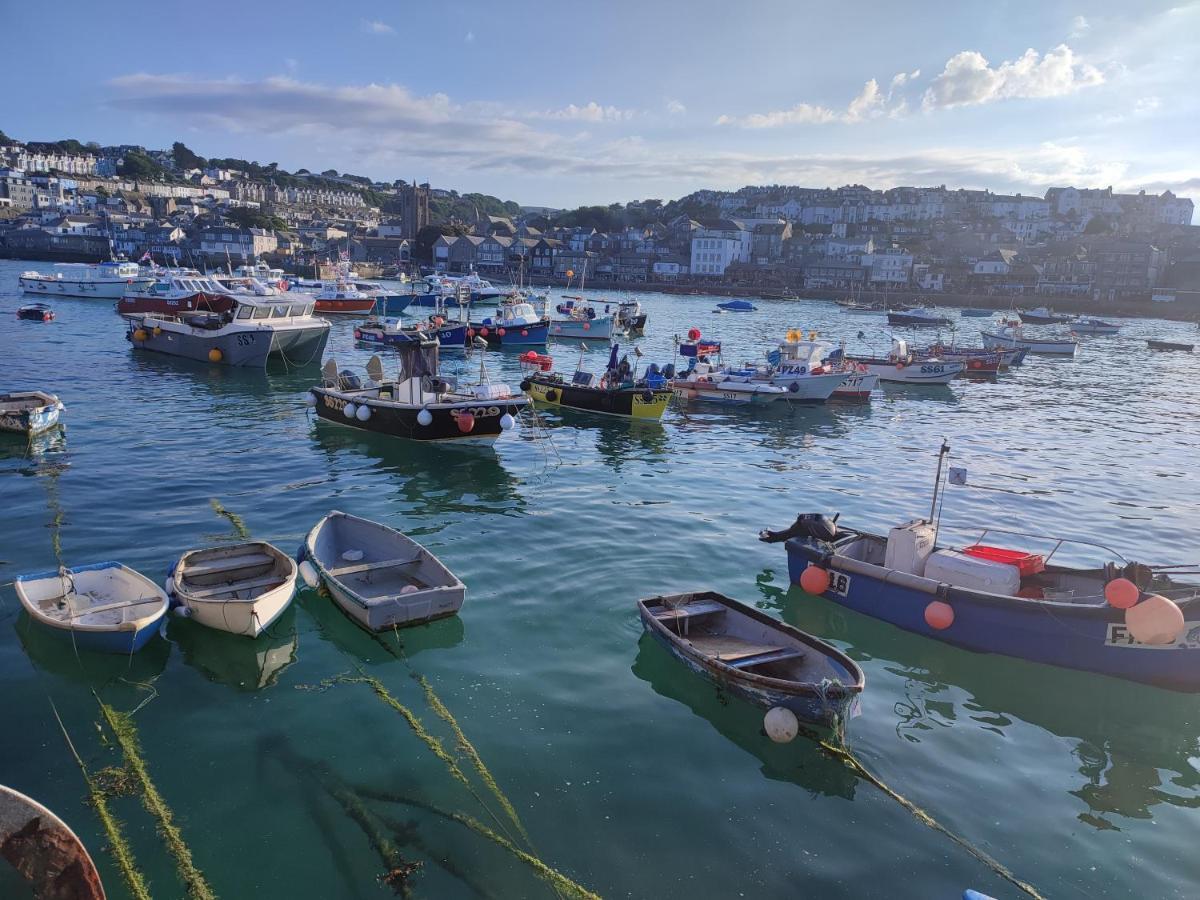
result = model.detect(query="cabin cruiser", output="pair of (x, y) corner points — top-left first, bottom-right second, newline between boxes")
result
(234, 261), (288, 285)
(470, 299), (550, 347)
(845, 339), (965, 384)
(19, 261), (154, 299)
(615, 300), (647, 335)
(1018, 306), (1072, 325)
(118, 273), (241, 317)
(125, 294), (330, 367)
(549, 299), (617, 340)
(763, 334), (878, 401)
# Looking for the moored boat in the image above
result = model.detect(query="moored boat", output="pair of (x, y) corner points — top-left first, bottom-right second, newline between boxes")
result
(167, 541), (297, 637)
(354, 317), (468, 348)
(715, 300), (757, 312)
(126, 295), (331, 368)
(1147, 339), (1194, 352)
(887, 308), (951, 328)
(1018, 305), (1072, 325)
(521, 345), (672, 419)
(761, 513), (1200, 692)
(1070, 317), (1120, 335)
(19, 261), (154, 299)
(0, 391), (64, 435)
(469, 299), (550, 347)
(982, 322), (1077, 355)
(616, 299), (648, 335)
(15, 561), (169, 654)
(303, 510), (466, 631)
(845, 340), (964, 384)
(757, 334), (862, 403)
(16, 303), (54, 322)
(671, 364), (790, 404)
(840, 302), (888, 316)
(117, 272), (239, 317)
(960, 308), (994, 318)
(308, 346), (528, 442)
(637, 590), (864, 728)
(548, 300), (617, 340)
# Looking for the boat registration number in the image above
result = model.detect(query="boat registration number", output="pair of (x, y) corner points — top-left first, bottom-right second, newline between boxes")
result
(920, 365), (945, 374)
(1105, 621), (1200, 650)
(828, 572), (852, 596)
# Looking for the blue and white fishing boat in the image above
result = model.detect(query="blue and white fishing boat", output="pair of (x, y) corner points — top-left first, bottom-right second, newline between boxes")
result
(549, 300), (617, 341)
(715, 300), (757, 313)
(469, 300), (549, 348)
(354, 318), (469, 348)
(0, 391), (64, 436)
(15, 562), (169, 654)
(637, 590), (864, 728)
(761, 445), (1200, 691)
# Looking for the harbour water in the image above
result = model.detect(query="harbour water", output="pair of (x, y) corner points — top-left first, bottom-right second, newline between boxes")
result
(2, 258), (1199, 898)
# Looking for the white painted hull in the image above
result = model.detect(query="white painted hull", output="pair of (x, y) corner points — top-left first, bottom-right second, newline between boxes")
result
(832, 372), (878, 400)
(20, 275), (154, 299)
(549, 316), (616, 340)
(982, 330), (1077, 355)
(672, 381), (788, 405)
(857, 360), (964, 384)
(170, 578), (295, 638)
(761, 371), (849, 403)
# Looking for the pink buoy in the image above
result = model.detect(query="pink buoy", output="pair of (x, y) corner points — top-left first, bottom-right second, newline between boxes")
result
(924, 600), (954, 630)
(1125, 594), (1185, 645)
(1104, 578), (1139, 609)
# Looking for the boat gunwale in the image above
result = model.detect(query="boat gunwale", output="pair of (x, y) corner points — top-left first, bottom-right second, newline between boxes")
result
(15, 562), (169, 634)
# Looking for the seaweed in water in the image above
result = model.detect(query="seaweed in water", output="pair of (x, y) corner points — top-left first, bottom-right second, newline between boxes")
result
(208, 497), (250, 539)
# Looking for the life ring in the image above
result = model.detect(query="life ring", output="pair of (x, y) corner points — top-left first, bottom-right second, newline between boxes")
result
(969, 359), (982, 370)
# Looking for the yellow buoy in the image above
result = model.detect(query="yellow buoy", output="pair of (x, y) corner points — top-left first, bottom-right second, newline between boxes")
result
(132, 329), (148, 341)
(208, 348), (223, 363)
(152, 326), (162, 336)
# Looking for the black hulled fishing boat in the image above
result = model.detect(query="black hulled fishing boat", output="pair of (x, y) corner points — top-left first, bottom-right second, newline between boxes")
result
(521, 344), (673, 420)
(307, 339), (529, 442)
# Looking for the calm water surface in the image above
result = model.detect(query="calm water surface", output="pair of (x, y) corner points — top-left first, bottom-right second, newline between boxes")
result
(2, 259), (1199, 899)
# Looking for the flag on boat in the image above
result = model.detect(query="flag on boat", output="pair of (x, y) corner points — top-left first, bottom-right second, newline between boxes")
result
(949, 467), (968, 485)
(139, 251), (152, 263)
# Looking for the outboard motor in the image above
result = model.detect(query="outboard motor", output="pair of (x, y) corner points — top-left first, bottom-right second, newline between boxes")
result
(338, 370), (363, 391)
(759, 512), (839, 544)
(662, 362), (676, 379)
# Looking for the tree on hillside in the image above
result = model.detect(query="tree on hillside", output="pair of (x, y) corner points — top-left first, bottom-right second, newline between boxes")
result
(172, 141), (206, 170)
(321, 169), (339, 177)
(413, 223), (469, 262)
(1083, 215), (1112, 235)
(117, 151), (165, 180)
(225, 207), (287, 231)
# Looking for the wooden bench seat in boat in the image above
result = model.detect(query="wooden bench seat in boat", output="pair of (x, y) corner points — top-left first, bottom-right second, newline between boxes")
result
(327, 557), (420, 578)
(186, 575), (286, 599)
(684, 633), (805, 668)
(647, 600), (726, 622)
(184, 552), (275, 578)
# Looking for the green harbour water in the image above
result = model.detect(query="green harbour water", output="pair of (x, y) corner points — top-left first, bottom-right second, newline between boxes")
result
(2, 258), (1199, 899)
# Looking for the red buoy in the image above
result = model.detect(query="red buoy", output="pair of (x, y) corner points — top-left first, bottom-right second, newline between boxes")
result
(456, 412), (476, 433)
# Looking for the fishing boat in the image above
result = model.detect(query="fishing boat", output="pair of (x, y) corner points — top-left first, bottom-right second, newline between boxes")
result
(1070, 317), (1120, 336)
(308, 346), (528, 442)
(1018, 306), (1072, 325)
(637, 590), (864, 728)
(840, 302), (888, 316)
(887, 307), (951, 328)
(845, 340), (964, 384)
(126, 295), (330, 368)
(755, 334), (861, 403)
(1147, 339), (1194, 352)
(981, 322), (1077, 355)
(354, 317), (468, 348)
(469, 299), (550, 347)
(548, 299), (617, 340)
(0, 391), (64, 435)
(671, 364), (790, 405)
(407, 273), (510, 308)
(521, 345), (673, 419)
(117, 272), (239, 317)
(310, 280), (378, 316)
(960, 308), (994, 318)
(302, 510), (466, 631)
(760, 443), (1200, 691)
(166, 542), (297, 637)
(16, 303), (54, 322)
(715, 300), (757, 312)
(924, 342), (1027, 370)
(19, 261), (154, 299)
(616, 300), (648, 335)
(15, 562), (169, 654)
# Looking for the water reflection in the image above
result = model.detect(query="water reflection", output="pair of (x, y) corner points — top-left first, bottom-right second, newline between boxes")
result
(0, 427), (67, 473)
(631, 635), (859, 798)
(126, 351), (316, 400)
(168, 606), (299, 690)
(309, 423), (525, 513)
(756, 577), (1200, 829)
(15, 611), (170, 686)
(297, 588), (465, 667)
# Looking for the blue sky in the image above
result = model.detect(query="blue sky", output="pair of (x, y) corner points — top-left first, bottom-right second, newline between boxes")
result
(4, 1), (1198, 208)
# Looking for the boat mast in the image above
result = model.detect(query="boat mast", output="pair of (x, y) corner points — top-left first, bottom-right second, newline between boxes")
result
(929, 438), (951, 523)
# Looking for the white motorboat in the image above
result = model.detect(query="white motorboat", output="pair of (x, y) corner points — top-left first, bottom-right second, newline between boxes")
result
(767, 334), (879, 401)
(671, 363), (790, 405)
(19, 261), (154, 299)
(167, 542), (297, 637)
(1070, 317), (1120, 336)
(982, 322), (1078, 355)
(846, 339), (964, 384)
(549, 299), (616, 340)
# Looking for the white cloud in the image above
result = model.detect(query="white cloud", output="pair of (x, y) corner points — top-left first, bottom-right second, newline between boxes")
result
(362, 20), (394, 36)
(465, 31), (475, 43)
(533, 101), (635, 122)
(717, 70), (912, 128)
(1070, 15), (1090, 37)
(666, 99), (686, 115)
(922, 44), (1103, 110)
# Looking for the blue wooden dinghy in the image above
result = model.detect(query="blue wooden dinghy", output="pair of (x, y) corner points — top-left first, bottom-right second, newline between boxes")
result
(761, 514), (1200, 691)
(0, 391), (64, 436)
(637, 590), (864, 728)
(15, 561), (169, 654)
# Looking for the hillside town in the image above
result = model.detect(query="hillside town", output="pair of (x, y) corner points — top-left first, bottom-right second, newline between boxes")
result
(1, 131), (1197, 305)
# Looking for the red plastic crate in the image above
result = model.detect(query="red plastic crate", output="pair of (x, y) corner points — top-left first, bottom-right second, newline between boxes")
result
(962, 544), (1046, 576)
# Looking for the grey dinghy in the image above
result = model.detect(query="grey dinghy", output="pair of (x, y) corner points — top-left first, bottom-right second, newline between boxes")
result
(303, 511), (466, 631)
(637, 590), (864, 728)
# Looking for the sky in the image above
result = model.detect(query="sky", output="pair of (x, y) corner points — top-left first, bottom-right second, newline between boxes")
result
(3, 0), (1199, 210)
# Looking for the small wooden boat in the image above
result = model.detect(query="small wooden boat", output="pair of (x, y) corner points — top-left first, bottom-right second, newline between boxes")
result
(303, 511), (466, 631)
(1070, 317), (1120, 335)
(16, 303), (55, 322)
(0, 785), (104, 900)
(167, 541), (297, 637)
(887, 308), (951, 328)
(15, 562), (168, 653)
(0, 391), (64, 435)
(981, 323), (1077, 355)
(1147, 339), (1193, 352)
(637, 590), (864, 728)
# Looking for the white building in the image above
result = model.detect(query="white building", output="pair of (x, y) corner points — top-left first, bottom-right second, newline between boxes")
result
(865, 246), (913, 285)
(689, 220), (751, 276)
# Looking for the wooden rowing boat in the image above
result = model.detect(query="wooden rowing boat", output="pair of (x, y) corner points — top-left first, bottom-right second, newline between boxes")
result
(167, 541), (297, 637)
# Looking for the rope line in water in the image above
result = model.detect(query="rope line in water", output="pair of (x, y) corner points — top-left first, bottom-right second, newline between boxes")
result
(208, 498), (250, 539)
(816, 736), (1045, 900)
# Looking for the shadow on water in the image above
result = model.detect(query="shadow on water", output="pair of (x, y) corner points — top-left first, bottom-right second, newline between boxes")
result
(15, 611), (170, 686)
(0, 427), (68, 474)
(309, 422), (526, 513)
(755, 576), (1200, 830)
(125, 350), (317, 400)
(167, 605), (299, 691)
(529, 410), (670, 471)
(630, 634), (859, 799)
(297, 587), (465, 667)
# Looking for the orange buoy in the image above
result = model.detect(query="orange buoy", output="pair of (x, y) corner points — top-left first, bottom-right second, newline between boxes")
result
(924, 600), (954, 630)
(132, 328), (148, 341)
(1104, 578), (1139, 609)
(208, 348), (223, 363)
(456, 412), (475, 433)
(799, 565), (831, 594)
